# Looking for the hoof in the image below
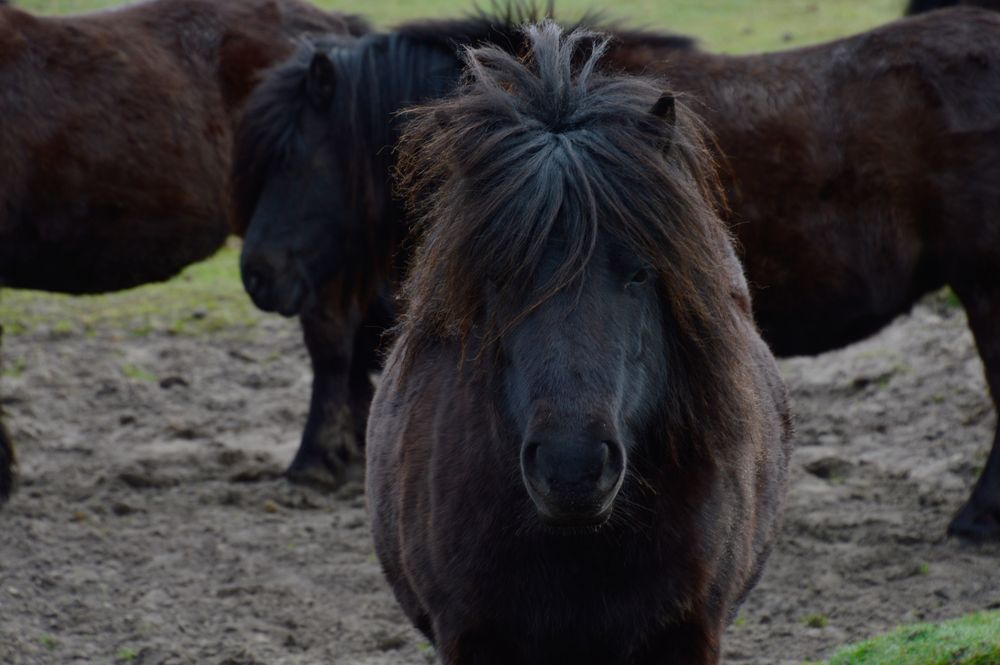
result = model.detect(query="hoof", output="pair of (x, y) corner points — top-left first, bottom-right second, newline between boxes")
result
(286, 456), (344, 490)
(948, 499), (1000, 543)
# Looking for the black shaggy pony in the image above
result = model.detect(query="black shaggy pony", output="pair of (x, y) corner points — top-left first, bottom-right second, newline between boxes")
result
(367, 22), (792, 665)
(232, 6), (694, 486)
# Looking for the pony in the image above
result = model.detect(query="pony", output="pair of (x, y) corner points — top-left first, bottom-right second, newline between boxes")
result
(234, 5), (1000, 541)
(234, 4), (693, 486)
(367, 23), (793, 664)
(0, 0), (366, 503)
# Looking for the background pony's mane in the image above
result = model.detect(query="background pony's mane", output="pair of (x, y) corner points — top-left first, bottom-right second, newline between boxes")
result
(396, 21), (754, 452)
(232, 4), (695, 236)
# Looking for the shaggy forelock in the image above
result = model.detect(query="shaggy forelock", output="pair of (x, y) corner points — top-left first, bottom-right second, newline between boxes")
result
(397, 21), (733, 356)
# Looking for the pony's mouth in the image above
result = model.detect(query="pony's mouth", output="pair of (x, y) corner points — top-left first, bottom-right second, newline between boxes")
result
(536, 505), (613, 535)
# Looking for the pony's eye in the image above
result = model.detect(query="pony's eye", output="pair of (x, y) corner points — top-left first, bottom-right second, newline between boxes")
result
(626, 267), (651, 288)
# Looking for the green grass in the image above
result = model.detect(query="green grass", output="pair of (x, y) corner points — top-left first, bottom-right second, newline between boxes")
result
(115, 647), (140, 663)
(811, 612), (1000, 665)
(805, 613), (830, 629)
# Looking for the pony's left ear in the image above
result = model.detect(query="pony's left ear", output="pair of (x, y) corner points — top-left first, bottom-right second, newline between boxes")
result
(306, 51), (336, 109)
(650, 92), (676, 149)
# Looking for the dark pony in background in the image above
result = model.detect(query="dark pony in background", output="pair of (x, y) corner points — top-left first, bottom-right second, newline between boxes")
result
(234, 5), (693, 485)
(0, 0), (365, 292)
(235, 5), (1000, 540)
(367, 23), (791, 664)
(0, 0), (366, 503)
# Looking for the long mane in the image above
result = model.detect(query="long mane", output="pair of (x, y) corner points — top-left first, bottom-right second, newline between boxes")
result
(396, 22), (753, 452)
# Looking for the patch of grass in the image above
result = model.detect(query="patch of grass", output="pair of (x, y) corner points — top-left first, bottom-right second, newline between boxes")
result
(809, 612), (1000, 665)
(805, 613), (830, 629)
(941, 287), (963, 309)
(120, 363), (158, 384)
(39, 635), (58, 650)
(116, 647), (139, 663)
(1, 356), (27, 378)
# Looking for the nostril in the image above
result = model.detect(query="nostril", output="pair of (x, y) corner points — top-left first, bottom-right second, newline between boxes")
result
(244, 271), (262, 295)
(521, 441), (548, 494)
(599, 440), (625, 487)
(523, 441), (541, 469)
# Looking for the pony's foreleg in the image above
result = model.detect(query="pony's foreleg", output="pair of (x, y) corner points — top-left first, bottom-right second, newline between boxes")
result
(949, 277), (1000, 541)
(285, 302), (362, 488)
(345, 291), (394, 457)
(437, 628), (518, 665)
(636, 618), (722, 665)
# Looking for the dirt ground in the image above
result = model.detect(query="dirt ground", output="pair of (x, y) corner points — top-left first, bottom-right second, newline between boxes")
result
(1, 292), (999, 665)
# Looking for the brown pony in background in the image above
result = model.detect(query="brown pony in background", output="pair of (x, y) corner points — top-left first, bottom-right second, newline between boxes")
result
(0, 0), (367, 503)
(606, 6), (1000, 540)
(368, 23), (791, 664)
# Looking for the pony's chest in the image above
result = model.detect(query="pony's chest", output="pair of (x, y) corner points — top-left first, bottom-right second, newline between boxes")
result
(435, 535), (689, 662)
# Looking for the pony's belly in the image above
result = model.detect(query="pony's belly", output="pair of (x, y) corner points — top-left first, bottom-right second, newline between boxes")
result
(0, 213), (228, 294)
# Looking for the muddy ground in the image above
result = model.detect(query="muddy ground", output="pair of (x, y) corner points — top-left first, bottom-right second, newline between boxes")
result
(1, 292), (999, 665)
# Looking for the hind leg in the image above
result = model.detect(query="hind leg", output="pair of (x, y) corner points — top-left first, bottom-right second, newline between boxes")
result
(0, 322), (15, 504)
(948, 277), (1000, 540)
(286, 302), (362, 487)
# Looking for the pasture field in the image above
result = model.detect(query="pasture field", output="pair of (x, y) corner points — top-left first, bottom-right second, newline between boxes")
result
(3, 1), (1000, 664)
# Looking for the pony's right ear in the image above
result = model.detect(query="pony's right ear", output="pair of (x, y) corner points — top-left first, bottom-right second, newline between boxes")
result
(649, 92), (676, 150)
(306, 51), (336, 109)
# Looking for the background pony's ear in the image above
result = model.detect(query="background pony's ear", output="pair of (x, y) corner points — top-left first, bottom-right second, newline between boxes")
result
(306, 51), (336, 109)
(650, 92), (676, 150)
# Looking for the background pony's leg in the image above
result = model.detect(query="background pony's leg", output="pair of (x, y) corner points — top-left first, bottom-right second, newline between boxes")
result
(346, 291), (394, 459)
(286, 301), (362, 487)
(948, 276), (1000, 540)
(0, 321), (13, 504)
(0, 412), (13, 505)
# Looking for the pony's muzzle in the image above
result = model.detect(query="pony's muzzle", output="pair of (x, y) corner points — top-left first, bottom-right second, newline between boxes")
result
(520, 432), (625, 527)
(240, 250), (305, 317)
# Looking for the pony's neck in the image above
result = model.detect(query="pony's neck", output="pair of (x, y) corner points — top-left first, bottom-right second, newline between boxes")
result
(339, 32), (462, 227)
(354, 32), (461, 162)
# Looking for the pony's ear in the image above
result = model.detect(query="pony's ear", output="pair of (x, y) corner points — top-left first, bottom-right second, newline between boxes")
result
(649, 92), (676, 149)
(306, 51), (336, 109)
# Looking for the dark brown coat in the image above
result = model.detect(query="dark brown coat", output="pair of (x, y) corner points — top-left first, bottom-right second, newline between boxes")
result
(607, 7), (1000, 538)
(0, 0), (362, 293)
